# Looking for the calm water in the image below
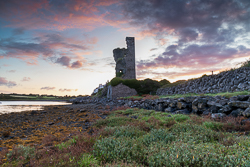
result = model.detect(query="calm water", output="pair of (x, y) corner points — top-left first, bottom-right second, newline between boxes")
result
(0, 101), (71, 115)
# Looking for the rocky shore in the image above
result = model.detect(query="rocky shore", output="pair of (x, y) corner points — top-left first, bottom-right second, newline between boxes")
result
(73, 94), (250, 120)
(2, 93), (250, 151)
(0, 103), (109, 151)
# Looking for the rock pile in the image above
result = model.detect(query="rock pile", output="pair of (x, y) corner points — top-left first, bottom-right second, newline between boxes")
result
(157, 67), (250, 95)
(72, 95), (250, 119)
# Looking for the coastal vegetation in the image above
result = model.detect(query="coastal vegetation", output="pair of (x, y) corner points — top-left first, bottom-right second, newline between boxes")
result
(1, 107), (250, 166)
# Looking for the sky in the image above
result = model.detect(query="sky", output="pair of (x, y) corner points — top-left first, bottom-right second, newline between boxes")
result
(0, 0), (250, 96)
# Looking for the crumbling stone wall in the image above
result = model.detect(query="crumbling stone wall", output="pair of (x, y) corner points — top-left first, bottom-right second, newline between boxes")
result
(113, 48), (127, 76)
(113, 37), (136, 79)
(108, 83), (137, 99)
(157, 67), (250, 95)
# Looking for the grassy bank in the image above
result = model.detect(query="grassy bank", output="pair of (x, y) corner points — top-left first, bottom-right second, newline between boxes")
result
(1, 107), (250, 166)
(119, 90), (250, 100)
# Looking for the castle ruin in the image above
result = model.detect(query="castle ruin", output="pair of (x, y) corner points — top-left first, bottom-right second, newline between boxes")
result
(113, 37), (136, 79)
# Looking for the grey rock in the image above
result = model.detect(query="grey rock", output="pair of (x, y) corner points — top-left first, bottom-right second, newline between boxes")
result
(208, 105), (220, 113)
(192, 104), (199, 113)
(157, 103), (164, 111)
(165, 107), (175, 113)
(177, 102), (187, 109)
(211, 113), (226, 119)
(178, 97), (185, 102)
(219, 100), (228, 106)
(175, 109), (191, 115)
(219, 105), (232, 113)
(207, 101), (223, 108)
(243, 108), (250, 117)
(192, 98), (199, 106)
(228, 101), (250, 108)
(230, 108), (244, 117)
(237, 95), (249, 101)
(238, 83), (245, 89)
(198, 103), (206, 109)
(169, 101), (177, 108)
(202, 111), (211, 116)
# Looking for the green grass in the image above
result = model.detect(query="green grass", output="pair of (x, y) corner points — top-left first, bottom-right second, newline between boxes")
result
(159, 91), (250, 99)
(2, 108), (250, 166)
(119, 91), (250, 100)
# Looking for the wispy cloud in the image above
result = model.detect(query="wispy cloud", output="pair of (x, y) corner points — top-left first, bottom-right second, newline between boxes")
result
(0, 77), (17, 88)
(6, 70), (16, 73)
(59, 88), (78, 92)
(0, 33), (97, 69)
(21, 77), (31, 82)
(40, 86), (56, 90)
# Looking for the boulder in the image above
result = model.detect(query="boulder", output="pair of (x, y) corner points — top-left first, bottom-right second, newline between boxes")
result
(192, 104), (199, 113)
(211, 113), (226, 119)
(243, 108), (250, 117)
(177, 102), (187, 109)
(175, 109), (191, 115)
(229, 108), (244, 117)
(219, 105), (233, 114)
(165, 107), (175, 113)
(228, 101), (250, 108)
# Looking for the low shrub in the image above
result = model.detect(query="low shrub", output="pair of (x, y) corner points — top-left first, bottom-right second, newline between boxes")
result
(106, 125), (146, 139)
(93, 137), (146, 163)
(110, 77), (170, 95)
(7, 145), (35, 161)
(169, 123), (222, 143)
(110, 77), (123, 86)
(77, 154), (99, 167)
(203, 121), (223, 131)
(173, 114), (190, 122)
(140, 129), (175, 146)
(93, 116), (134, 128)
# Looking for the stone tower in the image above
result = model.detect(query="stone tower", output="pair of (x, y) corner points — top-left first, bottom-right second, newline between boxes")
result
(113, 37), (136, 79)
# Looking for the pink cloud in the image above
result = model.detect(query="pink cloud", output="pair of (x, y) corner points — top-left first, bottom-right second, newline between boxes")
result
(0, 0), (120, 31)
(0, 77), (17, 88)
(0, 33), (95, 69)
(59, 88), (78, 92)
(22, 77), (31, 81)
(71, 60), (83, 68)
(40, 86), (56, 90)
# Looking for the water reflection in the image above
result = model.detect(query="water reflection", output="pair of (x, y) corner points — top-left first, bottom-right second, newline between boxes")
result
(0, 101), (71, 115)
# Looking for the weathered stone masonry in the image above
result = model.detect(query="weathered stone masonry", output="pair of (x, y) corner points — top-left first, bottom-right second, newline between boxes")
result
(113, 37), (136, 79)
(107, 37), (137, 99)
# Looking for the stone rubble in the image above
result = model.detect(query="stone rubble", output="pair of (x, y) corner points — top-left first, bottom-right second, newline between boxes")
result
(72, 94), (250, 119)
(157, 67), (250, 95)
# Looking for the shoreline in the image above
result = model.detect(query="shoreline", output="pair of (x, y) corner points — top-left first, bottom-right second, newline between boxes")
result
(0, 103), (108, 151)
(0, 99), (71, 101)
